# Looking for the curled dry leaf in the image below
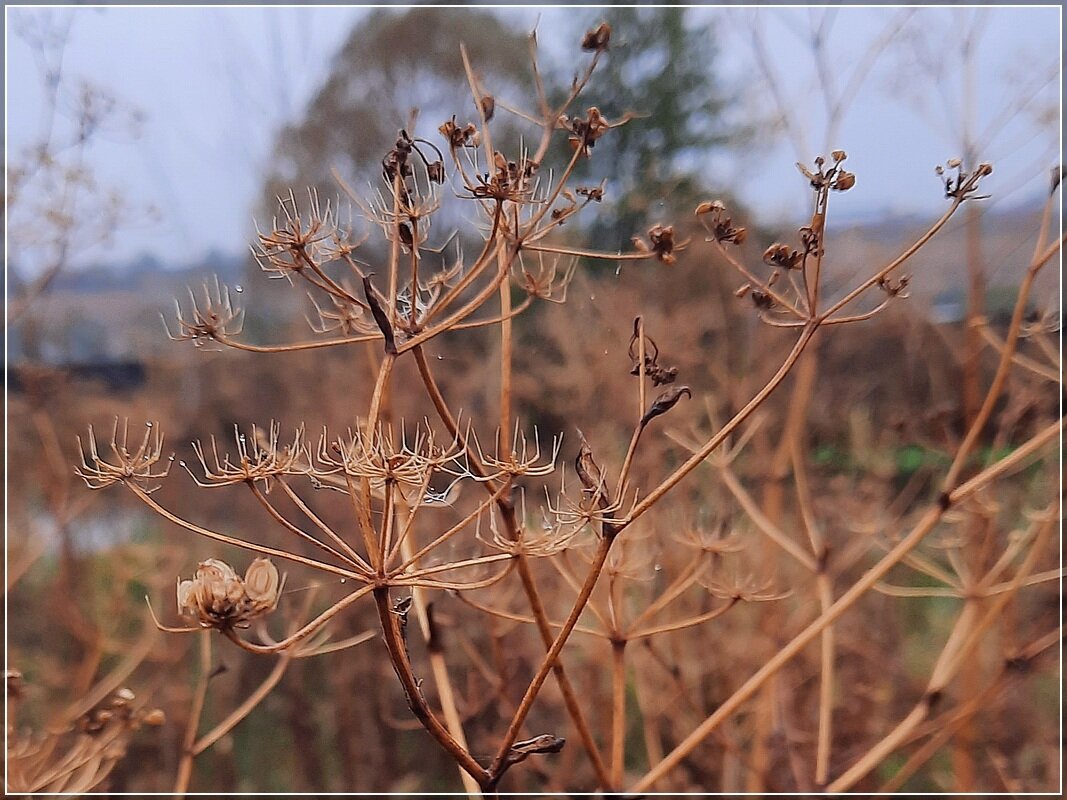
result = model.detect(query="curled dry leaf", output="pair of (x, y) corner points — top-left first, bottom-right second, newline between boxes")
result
(640, 385), (692, 428)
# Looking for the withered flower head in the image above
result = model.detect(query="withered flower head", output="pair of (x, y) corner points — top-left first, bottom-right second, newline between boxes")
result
(628, 317), (678, 386)
(696, 200), (746, 245)
(763, 243), (803, 271)
(751, 290), (775, 310)
(878, 274), (910, 298)
(426, 160), (446, 185)
(253, 190), (348, 280)
(936, 158), (993, 201)
(695, 200), (724, 215)
(646, 224), (686, 264)
(581, 22), (611, 52)
(564, 107), (613, 157)
(76, 419), (172, 492)
(164, 276), (245, 349)
(439, 116), (479, 149)
(79, 688), (164, 736)
(177, 557), (281, 630)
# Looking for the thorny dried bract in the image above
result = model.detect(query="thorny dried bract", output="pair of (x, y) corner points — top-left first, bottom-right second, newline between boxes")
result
(67, 16), (1050, 797)
(253, 189), (356, 281)
(187, 422), (307, 489)
(162, 275), (245, 349)
(75, 419), (171, 492)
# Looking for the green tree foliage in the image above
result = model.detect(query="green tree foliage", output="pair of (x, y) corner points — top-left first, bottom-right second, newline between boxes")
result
(564, 8), (734, 250)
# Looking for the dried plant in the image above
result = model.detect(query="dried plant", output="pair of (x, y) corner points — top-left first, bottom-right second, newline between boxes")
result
(68, 18), (1061, 796)
(6, 675), (164, 796)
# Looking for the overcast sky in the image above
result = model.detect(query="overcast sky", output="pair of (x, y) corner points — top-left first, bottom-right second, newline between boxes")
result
(5, 6), (1060, 272)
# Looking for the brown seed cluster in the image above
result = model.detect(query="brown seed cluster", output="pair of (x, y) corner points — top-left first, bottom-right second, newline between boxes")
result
(628, 318), (678, 387)
(439, 116), (480, 149)
(763, 242), (804, 271)
(633, 224), (686, 264)
(581, 22), (611, 53)
(935, 158), (993, 200)
(177, 558), (282, 630)
(696, 200), (747, 245)
(562, 106), (612, 157)
(796, 150), (855, 192)
(79, 688), (165, 735)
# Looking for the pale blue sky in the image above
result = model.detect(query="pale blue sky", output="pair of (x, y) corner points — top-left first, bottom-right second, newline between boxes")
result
(5, 6), (1060, 272)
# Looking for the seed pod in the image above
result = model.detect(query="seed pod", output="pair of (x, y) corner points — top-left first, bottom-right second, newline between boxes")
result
(244, 558), (281, 611)
(833, 170), (856, 191)
(363, 275), (397, 355)
(480, 95), (496, 122)
(581, 22), (611, 52)
(640, 385), (692, 428)
(426, 161), (445, 184)
(574, 430), (605, 504)
(505, 734), (567, 767)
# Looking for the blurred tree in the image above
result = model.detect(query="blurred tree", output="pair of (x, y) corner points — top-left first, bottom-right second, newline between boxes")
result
(261, 8), (531, 213)
(248, 8), (532, 335)
(7, 9), (145, 331)
(562, 7), (735, 250)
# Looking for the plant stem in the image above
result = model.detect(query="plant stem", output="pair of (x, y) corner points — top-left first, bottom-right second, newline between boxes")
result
(173, 630), (211, 798)
(413, 344), (612, 788)
(192, 649), (294, 757)
(397, 505), (482, 798)
(488, 534), (613, 783)
(610, 639), (628, 788)
(827, 509), (1054, 791)
(372, 587), (491, 789)
(630, 418), (1059, 792)
(622, 323), (819, 529)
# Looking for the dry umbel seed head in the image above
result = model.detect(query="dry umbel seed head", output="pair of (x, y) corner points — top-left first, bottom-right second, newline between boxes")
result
(76, 419), (172, 492)
(935, 159), (993, 200)
(177, 558), (282, 630)
(253, 189), (350, 280)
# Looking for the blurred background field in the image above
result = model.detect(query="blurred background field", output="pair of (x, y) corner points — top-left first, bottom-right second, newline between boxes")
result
(5, 6), (1061, 794)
